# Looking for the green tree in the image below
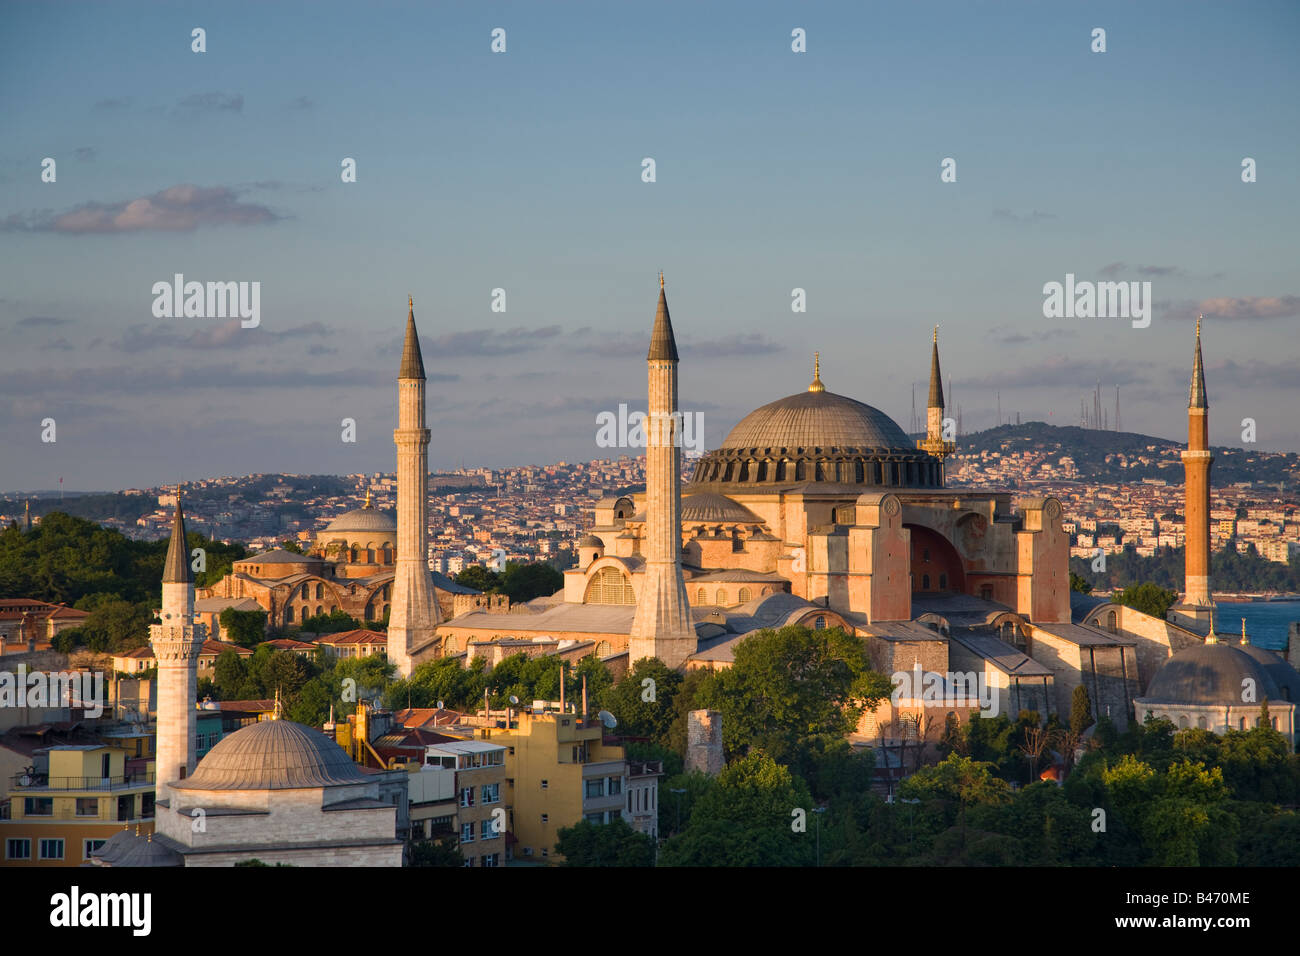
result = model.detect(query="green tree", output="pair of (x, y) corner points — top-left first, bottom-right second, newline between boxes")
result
(1070, 684), (1094, 737)
(499, 562), (564, 603)
(1069, 571), (1093, 594)
(213, 649), (249, 698)
(555, 818), (655, 866)
(410, 839), (465, 867)
(62, 595), (153, 653)
(218, 607), (267, 647)
(599, 658), (683, 747)
(298, 609), (360, 635)
(454, 565), (500, 593)
(1112, 582), (1181, 620)
(280, 540), (305, 555)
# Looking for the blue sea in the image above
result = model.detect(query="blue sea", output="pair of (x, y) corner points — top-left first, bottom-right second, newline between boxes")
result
(1219, 600), (1300, 652)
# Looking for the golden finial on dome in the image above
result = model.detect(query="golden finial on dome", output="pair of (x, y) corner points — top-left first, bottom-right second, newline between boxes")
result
(272, 688), (283, 721)
(1242, 617), (1248, 645)
(659, 270), (664, 289)
(363, 486), (372, 509)
(808, 352), (825, 392)
(409, 294), (414, 312)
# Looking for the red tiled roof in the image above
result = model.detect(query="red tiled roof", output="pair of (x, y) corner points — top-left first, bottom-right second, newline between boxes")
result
(116, 646), (156, 660)
(393, 707), (463, 730)
(199, 639), (253, 657)
(315, 629), (387, 645)
(262, 638), (318, 650)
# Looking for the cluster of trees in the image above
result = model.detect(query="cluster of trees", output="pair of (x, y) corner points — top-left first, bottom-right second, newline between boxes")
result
(204, 645), (395, 726)
(453, 561), (564, 604)
(1072, 542), (1300, 593)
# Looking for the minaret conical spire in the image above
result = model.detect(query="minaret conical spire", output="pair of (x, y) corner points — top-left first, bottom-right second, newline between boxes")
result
(400, 296), (426, 380)
(928, 326), (944, 408)
(648, 274), (679, 362)
(1189, 314), (1207, 409)
(162, 490), (191, 584)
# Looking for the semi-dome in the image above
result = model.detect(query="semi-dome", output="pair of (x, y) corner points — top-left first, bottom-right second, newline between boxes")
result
(680, 493), (762, 524)
(689, 364), (942, 492)
(1143, 642), (1282, 707)
(578, 534), (604, 548)
(173, 718), (369, 791)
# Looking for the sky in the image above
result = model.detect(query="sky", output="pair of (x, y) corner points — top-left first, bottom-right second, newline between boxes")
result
(2, 0), (1297, 492)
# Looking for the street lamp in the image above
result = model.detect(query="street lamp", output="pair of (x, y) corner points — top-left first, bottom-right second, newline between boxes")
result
(813, 807), (827, 867)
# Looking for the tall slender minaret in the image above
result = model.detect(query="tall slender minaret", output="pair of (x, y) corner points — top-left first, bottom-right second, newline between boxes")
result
(149, 494), (206, 797)
(628, 273), (696, 669)
(387, 297), (441, 676)
(1172, 316), (1215, 633)
(917, 326), (953, 479)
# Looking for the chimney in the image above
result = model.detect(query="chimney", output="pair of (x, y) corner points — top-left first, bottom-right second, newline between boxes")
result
(559, 661), (566, 714)
(581, 673), (588, 718)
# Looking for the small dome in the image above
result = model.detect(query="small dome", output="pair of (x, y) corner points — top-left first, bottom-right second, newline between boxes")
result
(578, 534), (604, 548)
(1237, 643), (1300, 702)
(1143, 642), (1282, 706)
(324, 507), (396, 535)
(681, 493), (762, 524)
(174, 719), (369, 791)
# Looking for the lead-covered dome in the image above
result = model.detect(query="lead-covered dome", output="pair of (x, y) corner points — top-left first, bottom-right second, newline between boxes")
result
(721, 389), (914, 451)
(324, 506), (396, 536)
(173, 719), (369, 791)
(1143, 642), (1282, 706)
(689, 369), (942, 492)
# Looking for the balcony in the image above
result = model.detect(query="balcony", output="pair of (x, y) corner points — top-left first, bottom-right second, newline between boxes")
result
(10, 770), (155, 792)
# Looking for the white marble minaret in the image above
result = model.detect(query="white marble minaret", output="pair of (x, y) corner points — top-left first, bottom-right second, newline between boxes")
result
(628, 274), (697, 669)
(387, 298), (441, 676)
(149, 495), (206, 797)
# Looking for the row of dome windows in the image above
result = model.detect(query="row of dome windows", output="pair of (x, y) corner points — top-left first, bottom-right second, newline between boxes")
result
(293, 582), (392, 601)
(693, 456), (941, 487)
(283, 602), (391, 622)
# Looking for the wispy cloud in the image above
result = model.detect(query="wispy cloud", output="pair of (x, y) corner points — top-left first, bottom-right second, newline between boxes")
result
(286, 96), (314, 110)
(1198, 295), (1300, 320)
(993, 208), (1056, 223)
(0, 184), (278, 234)
(111, 320), (331, 352)
(92, 97), (132, 111)
(73, 147), (96, 163)
(683, 333), (784, 357)
(15, 315), (72, 329)
(400, 325), (565, 357)
(175, 91), (244, 114)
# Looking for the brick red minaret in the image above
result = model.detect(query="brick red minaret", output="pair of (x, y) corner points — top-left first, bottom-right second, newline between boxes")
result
(1171, 316), (1215, 634)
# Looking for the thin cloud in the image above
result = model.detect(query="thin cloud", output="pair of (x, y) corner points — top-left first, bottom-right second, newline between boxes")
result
(404, 325), (564, 357)
(1198, 295), (1300, 320)
(92, 97), (132, 111)
(287, 96), (314, 110)
(73, 147), (96, 163)
(993, 208), (1057, 223)
(15, 316), (72, 329)
(175, 92), (244, 114)
(0, 184), (278, 234)
(111, 320), (332, 352)
(683, 333), (783, 357)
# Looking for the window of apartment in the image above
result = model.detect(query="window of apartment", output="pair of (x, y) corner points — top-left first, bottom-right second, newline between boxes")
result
(84, 839), (106, 858)
(480, 819), (494, 840)
(585, 812), (607, 825)
(483, 853), (500, 868)
(75, 798), (99, 816)
(459, 787), (474, 808)
(463, 856), (475, 868)
(460, 822), (475, 843)
(5, 839), (30, 860)
(24, 797), (53, 816)
(541, 813), (548, 824)
(541, 848), (548, 858)
(39, 838), (64, 861)
(507, 747), (515, 756)
(142, 793), (155, 819)
(540, 779), (548, 790)
(481, 783), (500, 804)
(607, 776), (622, 796)
(585, 779), (605, 799)
(627, 793), (633, 813)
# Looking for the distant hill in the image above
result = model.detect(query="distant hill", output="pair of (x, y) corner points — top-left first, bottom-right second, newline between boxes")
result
(952, 422), (1300, 487)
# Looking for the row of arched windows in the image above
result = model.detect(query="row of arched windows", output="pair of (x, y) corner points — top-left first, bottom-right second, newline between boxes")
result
(692, 454), (941, 488)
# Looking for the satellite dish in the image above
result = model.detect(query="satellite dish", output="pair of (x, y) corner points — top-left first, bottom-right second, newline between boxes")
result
(597, 710), (618, 729)
(19, 774), (32, 787)
(508, 695), (519, 706)
(437, 700), (445, 710)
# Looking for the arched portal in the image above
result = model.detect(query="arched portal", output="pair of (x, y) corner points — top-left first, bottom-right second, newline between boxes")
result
(906, 524), (966, 595)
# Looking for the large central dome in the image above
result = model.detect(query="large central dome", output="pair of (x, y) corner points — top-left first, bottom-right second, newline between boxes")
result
(172, 719), (369, 791)
(689, 364), (942, 492)
(720, 389), (914, 451)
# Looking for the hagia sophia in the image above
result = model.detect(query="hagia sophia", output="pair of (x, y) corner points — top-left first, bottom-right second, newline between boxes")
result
(100, 284), (1296, 866)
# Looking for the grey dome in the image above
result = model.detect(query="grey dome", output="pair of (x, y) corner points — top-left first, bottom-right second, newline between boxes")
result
(578, 534), (604, 548)
(721, 389), (913, 451)
(174, 719), (368, 791)
(681, 493), (762, 524)
(324, 506), (396, 536)
(1143, 643), (1282, 706)
(1237, 643), (1300, 703)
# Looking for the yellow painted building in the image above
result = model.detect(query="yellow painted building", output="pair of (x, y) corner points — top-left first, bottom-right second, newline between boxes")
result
(484, 707), (630, 863)
(0, 744), (155, 867)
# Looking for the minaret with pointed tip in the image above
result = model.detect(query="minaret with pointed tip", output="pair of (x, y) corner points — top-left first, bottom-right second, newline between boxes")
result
(628, 274), (696, 668)
(1173, 316), (1215, 633)
(388, 298), (441, 676)
(150, 492), (207, 796)
(916, 326), (953, 477)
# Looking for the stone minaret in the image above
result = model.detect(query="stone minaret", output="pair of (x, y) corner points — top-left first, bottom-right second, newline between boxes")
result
(1172, 316), (1215, 634)
(387, 298), (441, 675)
(628, 274), (696, 669)
(149, 496), (206, 796)
(917, 326), (953, 476)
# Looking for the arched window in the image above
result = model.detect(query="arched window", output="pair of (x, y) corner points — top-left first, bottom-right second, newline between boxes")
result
(697, 588), (707, 604)
(1107, 611), (1118, 634)
(922, 548), (931, 562)
(364, 604), (374, 621)
(350, 546), (359, 563)
(444, 636), (459, 655)
(1197, 715), (1208, 730)
(382, 604), (389, 619)
(316, 583), (323, 600)
(329, 605), (337, 614)
(738, 587), (751, 603)
(596, 641), (612, 657)
(1178, 715), (1189, 729)
(830, 508), (838, 524)
(285, 606), (294, 622)
(814, 616), (826, 630)
(302, 583), (310, 599)
(938, 573), (947, 590)
(922, 574), (931, 590)
(584, 567), (636, 605)
(315, 605), (323, 617)
(716, 589), (728, 605)
(1240, 717), (1246, 730)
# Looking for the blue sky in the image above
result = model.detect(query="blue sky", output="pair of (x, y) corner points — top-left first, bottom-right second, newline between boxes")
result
(2, 0), (1297, 491)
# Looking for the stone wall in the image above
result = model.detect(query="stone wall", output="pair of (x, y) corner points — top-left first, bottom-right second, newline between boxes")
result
(685, 710), (723, 776)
